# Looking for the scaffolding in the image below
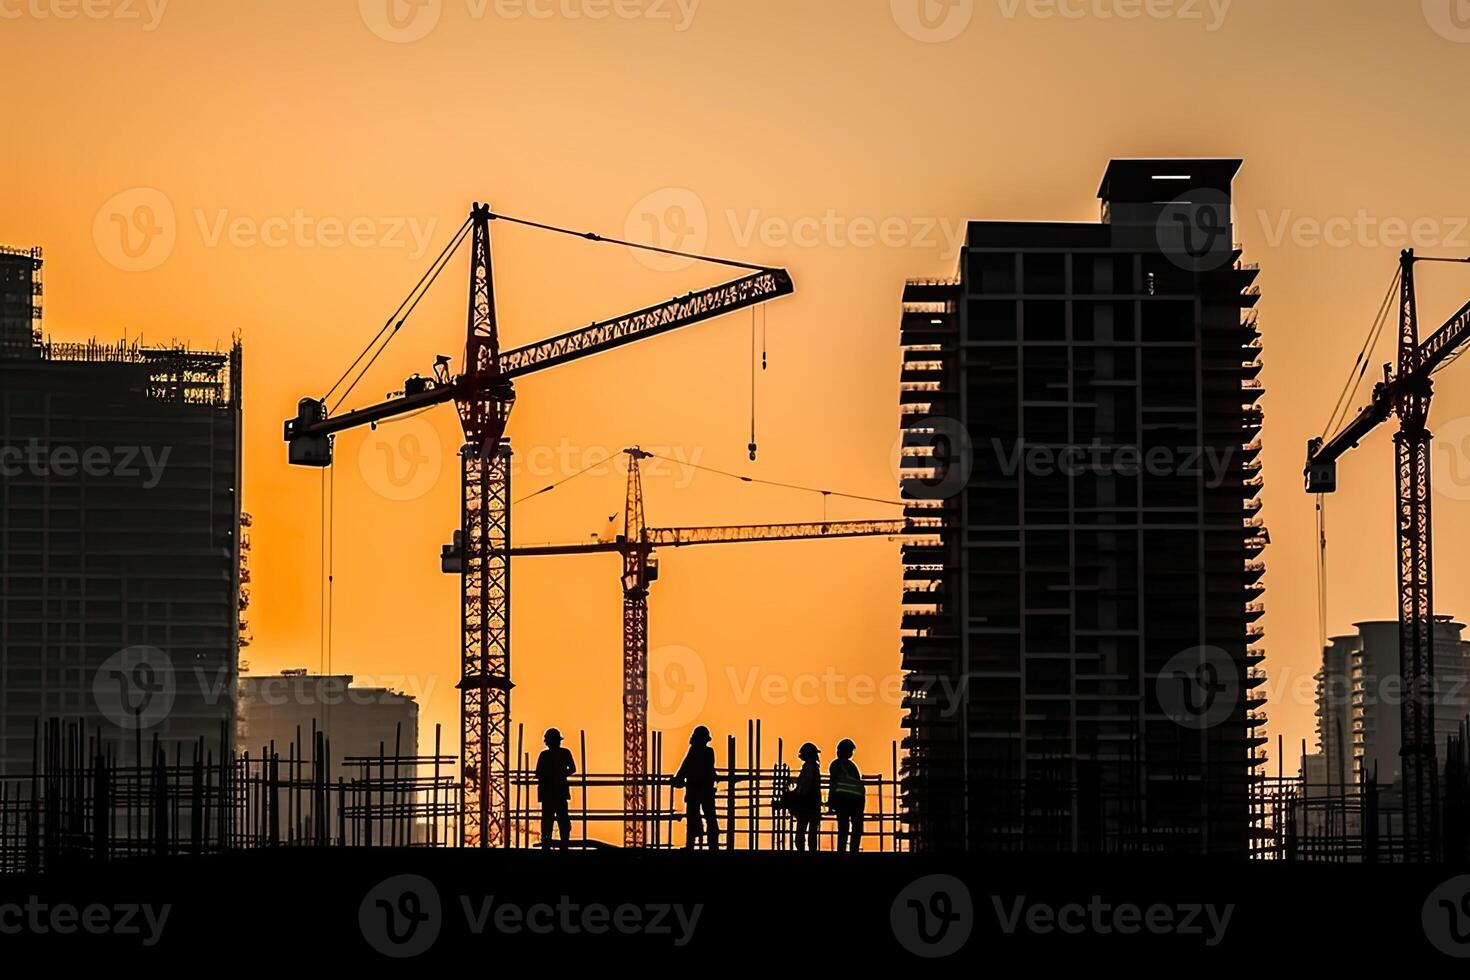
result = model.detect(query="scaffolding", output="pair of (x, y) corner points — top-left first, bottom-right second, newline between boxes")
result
(0, 718), (908, 874)
(37, 338), (235, 406)
(1252, 725), (1470, 862)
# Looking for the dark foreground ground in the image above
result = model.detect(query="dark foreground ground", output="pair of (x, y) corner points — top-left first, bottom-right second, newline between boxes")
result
(2, 848), (1467, 965)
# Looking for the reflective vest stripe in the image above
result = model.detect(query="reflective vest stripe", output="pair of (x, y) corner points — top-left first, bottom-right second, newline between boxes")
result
(830, 769), (864, 799)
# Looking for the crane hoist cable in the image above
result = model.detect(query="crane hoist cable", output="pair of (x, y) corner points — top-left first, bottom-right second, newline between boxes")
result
(1315, 493), (1328, 654)
(319, 464), (336, 678)
(749, 306), (759, 462)
(747, 306), (771, 461)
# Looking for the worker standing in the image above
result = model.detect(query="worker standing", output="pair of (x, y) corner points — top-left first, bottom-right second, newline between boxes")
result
(827, 738), (865, 853)
(791, 742), (822, 852)
(673, 725), (721, 850)
(535, 727), (576, 850)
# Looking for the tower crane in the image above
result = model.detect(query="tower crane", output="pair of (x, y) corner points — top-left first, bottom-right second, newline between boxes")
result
(284, 204), (793, 847)
(508, 447), (916, 846)
(1305, 249), (1470, 862)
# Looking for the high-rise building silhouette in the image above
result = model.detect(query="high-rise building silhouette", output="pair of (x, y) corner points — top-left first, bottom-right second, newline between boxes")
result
(899, 159), (1267, 854)
(0, 326), (243, 775)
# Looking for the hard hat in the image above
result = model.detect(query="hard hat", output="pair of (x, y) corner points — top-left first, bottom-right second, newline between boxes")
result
(837, 738), (856, 756)
(544, 728), (563, 744)
(690, 725), (712, 744)
(798, 742), (820, 761)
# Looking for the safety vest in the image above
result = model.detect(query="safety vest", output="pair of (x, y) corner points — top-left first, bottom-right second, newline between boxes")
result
(829, 761), (864, 801)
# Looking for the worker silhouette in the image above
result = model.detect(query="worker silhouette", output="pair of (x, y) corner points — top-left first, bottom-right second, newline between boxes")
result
(535, 727), (576, 850)
(673, 725), (721, 850)
(827, 738), (865, 852)
(791, 742), (822, 852)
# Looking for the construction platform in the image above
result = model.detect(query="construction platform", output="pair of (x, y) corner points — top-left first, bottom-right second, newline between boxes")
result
(1, 848), (1465, 965)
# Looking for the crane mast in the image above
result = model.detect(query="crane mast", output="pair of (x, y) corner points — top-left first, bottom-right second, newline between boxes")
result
(1392, 257), (1438, 861)
(456, 205), (515, 849)
(621, 448), (654, 845)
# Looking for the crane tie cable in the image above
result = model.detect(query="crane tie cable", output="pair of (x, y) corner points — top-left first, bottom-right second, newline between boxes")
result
(513, 457), (612, 505)
(486, 210), (774, 273)
(644, 451), (908, 507)
(323, 216), (472, 408)
(323, 208), (778, 414)
(1320, 268), (1400, 441)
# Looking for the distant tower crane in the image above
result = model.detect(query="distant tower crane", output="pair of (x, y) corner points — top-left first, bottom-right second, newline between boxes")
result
(284, 204), (793, 847)
(1305, 249), (1470, 862)
(510, 447), (914, 846)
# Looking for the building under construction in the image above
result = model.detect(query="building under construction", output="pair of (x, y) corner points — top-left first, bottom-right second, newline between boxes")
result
(0, 326), (243, 776)
(899, 159), (1268, 854)
(0, 245), (42, 360)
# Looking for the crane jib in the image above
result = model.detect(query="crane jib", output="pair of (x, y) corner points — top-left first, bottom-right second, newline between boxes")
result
(497, 269), (792, 380)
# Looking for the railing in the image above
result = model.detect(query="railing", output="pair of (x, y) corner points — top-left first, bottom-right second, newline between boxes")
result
(0, 720), (908, 873)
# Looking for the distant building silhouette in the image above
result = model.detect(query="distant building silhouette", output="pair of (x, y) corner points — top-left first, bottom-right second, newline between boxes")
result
(239, 670), (420, 761)
(899, 159), (1267, 854)
(239, 670), (421, 839)
(1316, 619), (1470, 790)
(1311, 633), (1357, 795)
(0, 322), (242, 775)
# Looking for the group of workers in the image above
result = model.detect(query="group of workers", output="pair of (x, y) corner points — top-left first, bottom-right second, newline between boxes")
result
(533, 726), (867, 852)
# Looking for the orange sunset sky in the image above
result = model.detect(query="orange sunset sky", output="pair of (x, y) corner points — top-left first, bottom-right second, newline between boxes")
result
(7, 0), (1470, 785)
